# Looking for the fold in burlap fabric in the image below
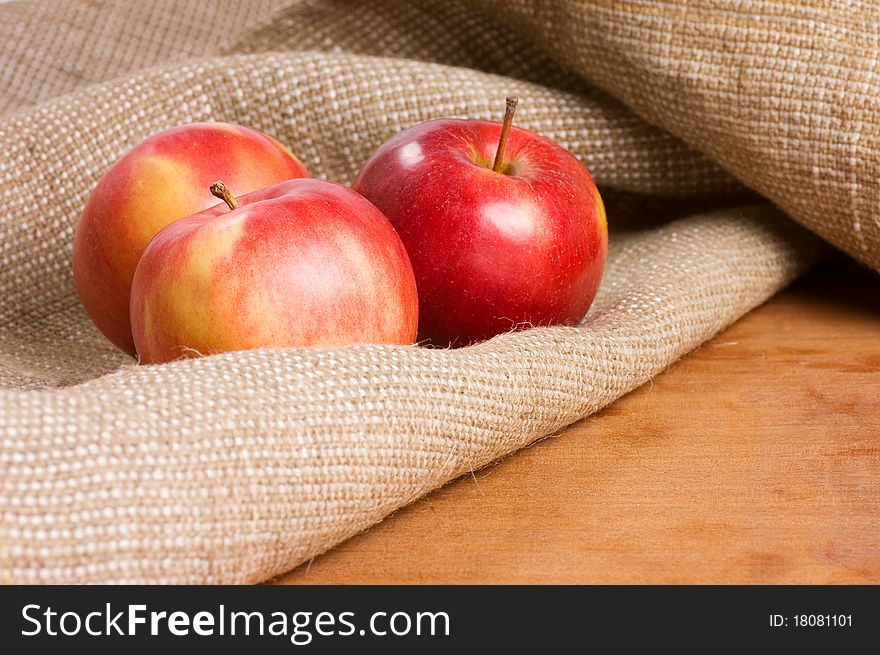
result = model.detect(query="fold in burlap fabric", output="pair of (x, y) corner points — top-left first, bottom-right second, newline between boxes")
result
(0, 0), (870, 583)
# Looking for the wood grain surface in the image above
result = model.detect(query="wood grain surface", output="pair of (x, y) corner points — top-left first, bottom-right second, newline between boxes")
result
(277, 260), (880, 584)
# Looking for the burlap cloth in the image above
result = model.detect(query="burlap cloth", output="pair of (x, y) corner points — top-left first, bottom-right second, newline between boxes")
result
(0, 0), (872, 583)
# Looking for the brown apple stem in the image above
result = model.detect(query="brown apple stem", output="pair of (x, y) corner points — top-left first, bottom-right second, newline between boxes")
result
(210, 181), (238, 211)
(492, 96), (519, 173)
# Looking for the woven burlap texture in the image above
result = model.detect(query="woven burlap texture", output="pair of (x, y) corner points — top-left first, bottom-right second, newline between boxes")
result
(0, 0), (864, 583)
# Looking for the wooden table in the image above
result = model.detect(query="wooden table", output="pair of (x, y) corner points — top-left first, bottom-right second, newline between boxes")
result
(278, 260), (880, 584)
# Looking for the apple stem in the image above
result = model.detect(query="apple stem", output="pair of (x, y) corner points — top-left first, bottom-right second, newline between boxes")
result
(492, 96), (519, 173)
(210, 181), (238, 211)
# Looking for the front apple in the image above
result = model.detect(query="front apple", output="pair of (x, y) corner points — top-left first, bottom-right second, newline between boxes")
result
(353, 98), (607, 347)
(73, 122), (310, 355)
(130, 179), (418, 364)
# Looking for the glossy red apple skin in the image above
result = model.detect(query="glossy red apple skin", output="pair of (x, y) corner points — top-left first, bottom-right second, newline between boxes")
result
(352, 118), (607, 347)
(73, 122), (310, 355)
(130, 179), (418, 364)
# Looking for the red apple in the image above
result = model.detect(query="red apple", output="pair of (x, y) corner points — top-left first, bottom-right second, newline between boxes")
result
(73, 122), (310, 355)
(130, 179), (418, 364)
(353, 97), (607, 347)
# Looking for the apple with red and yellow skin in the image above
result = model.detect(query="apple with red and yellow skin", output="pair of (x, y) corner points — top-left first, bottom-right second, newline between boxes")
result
(73, 122), (309, 355)
(353, 98), (607, 347)
(129, 178), (419, 364)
